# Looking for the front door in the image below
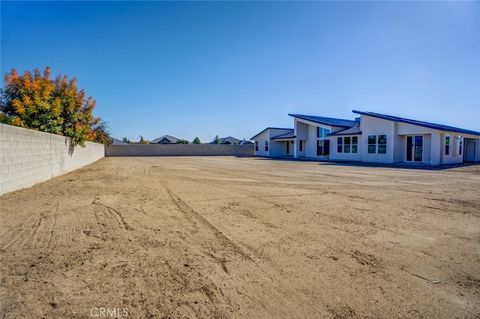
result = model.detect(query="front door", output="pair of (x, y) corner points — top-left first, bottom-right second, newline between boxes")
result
(406, 136), (423, 162)
(464, 140), (476, 162)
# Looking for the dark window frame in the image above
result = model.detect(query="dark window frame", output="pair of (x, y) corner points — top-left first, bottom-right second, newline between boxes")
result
(378, 135), (387, 154)
(445, 136), (450, 155)
(351, 136), (358, 154)
(368, 135), (377, 154)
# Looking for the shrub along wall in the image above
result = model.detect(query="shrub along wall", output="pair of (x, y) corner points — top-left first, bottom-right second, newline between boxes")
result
(0, 123), (104, 195)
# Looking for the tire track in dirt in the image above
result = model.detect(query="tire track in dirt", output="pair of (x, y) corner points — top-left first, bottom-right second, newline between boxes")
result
(161, 182), (254, 263)
(92, 198), (133, 231)
(159, 180), (279, 283)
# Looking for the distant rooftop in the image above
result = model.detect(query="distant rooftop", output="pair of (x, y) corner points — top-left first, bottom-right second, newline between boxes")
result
(111, 137), (128, 145)
(213, 136), (241, 144)
(150, 135), (180, 144)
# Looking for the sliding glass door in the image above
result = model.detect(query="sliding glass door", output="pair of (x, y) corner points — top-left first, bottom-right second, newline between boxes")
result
(406, 135), (423, 162)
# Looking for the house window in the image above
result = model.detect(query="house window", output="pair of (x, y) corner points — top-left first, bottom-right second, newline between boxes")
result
(317, 127), (331, 138)
(337, 137), (342, 153)
(344, 136), (351, 153)
(457, 136), (463, 155)
(255, 141), (258, 152)
(265, 141), (269, 152)
(299, 140), (303, 152)
(445, 136), (450, 155)
(368, 135), (377, 153)
(352, 136), (358, 153)
(368, 135), (387, 154)
(378, 135), (387, 154)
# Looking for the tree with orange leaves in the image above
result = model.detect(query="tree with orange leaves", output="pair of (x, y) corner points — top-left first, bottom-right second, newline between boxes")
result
(0, 67), (111, 146)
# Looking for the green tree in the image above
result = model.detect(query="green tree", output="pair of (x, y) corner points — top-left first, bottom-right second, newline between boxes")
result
(0, 67), (110, 146)
(192, 137), (201, 144)
(139, 135), (149, 144)
(177, 139), (189, 144)
(213, 135), (220, 144)
(122, 137), (131, 144)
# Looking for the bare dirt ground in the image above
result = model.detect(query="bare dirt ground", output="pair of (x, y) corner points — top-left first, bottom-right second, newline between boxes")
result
(1, 157), (479, 319)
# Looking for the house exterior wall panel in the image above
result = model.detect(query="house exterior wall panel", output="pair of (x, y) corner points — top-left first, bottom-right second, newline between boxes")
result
(330, 136), (362, 161)
(359, 115), (395, 163)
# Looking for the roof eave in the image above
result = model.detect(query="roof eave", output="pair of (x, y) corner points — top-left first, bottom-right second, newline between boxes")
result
(353, 110), (480, 137)
(329, 131), (362, 137)
(250, 127), (293, 140)
(288, 113), (353, 128)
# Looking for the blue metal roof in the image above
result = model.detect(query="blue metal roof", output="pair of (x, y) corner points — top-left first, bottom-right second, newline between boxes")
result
(328, 125), (362, 136)
(288, 114), (356, 128)
(250, 127), (293, 140)
(353, 110), (480, 137)
(271, 131), (296, 140)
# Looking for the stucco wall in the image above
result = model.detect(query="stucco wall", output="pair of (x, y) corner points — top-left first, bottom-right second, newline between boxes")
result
(440, 133), (464, 165)
(253, 128), (292, 157)
(304, 124), (316, 157)
(359, 115), (396, 163)
(294, 120), (308, 157)
(0, 123), (105, 195)
(106, 144), (254, 157)
(330, 135), (362, 161)
(253, 130), (270, 156)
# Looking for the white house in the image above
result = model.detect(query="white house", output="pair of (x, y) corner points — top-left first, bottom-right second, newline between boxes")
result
(251, 110), (480, 165)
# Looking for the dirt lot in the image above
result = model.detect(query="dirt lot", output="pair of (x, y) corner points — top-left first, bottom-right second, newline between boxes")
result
(1, 157), (479, 318)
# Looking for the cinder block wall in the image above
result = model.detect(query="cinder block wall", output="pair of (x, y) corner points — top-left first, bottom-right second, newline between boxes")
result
(106, 144), (254, 157)
(0, 124), (105, 195)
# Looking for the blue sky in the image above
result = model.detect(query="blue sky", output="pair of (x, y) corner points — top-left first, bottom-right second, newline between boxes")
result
(1, 1), (479, 142)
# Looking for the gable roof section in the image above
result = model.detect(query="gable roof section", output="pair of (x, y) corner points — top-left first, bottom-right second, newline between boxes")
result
(288, 114), (356, 128)
(219, 136), (241, 144)
(353, 110), (480, 136)
(150, 135), (180, 143)
(209, 136), (241, 144)
(271, 131), (296, 140)
(250, 127), (293, 140)
(328, 125), (362, 136)
(111, 137), (128, 145)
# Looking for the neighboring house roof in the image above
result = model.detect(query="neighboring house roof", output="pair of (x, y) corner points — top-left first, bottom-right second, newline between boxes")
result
(150, 135), (180, 144)
(250, 127), (293, 140)
(271, 131), (296, 140)
(288, 114), (356, 128)
(328, 125), (362, 136)
(239, 140), (253, 145)
(353, 110), (480, 137)
(111, 138), (128, 145)
(213, 136), (241, 144)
